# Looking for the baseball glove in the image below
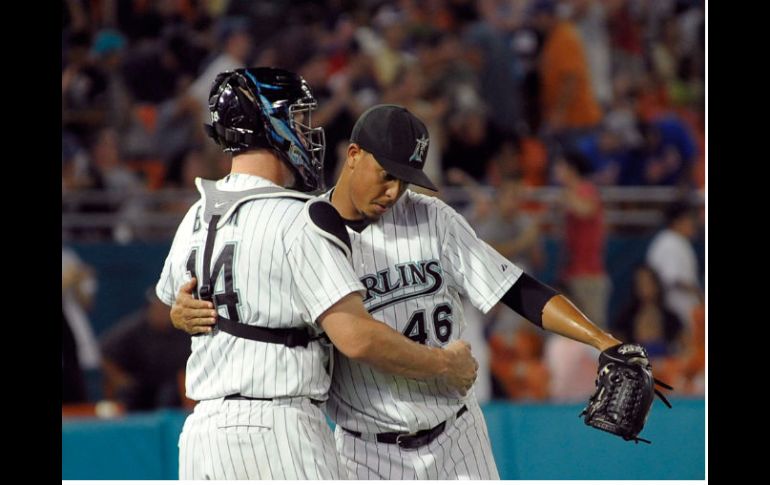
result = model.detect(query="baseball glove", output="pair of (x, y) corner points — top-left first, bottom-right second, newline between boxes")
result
(580, 343), (673, 444)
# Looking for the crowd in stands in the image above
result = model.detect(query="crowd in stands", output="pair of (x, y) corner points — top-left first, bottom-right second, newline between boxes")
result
(62, 0), (704, 197)
(62, 0), (704, 412)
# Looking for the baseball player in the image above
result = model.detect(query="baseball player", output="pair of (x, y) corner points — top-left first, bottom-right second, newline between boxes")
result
(158, 73), (478, 480)
(172, 104), (625, 479)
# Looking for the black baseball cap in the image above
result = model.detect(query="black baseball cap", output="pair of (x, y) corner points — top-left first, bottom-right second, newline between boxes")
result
(350, 104), (437, 191)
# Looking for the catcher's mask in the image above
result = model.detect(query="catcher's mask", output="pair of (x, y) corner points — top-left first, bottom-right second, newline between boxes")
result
(205, 67), (326, 192)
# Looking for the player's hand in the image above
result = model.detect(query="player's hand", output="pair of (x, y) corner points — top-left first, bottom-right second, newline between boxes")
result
(442, 340), (479, 396)
(171, 278), (216, 335)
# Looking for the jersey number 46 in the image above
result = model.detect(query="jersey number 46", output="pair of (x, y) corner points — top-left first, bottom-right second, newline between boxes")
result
(402, 304), (453, 345)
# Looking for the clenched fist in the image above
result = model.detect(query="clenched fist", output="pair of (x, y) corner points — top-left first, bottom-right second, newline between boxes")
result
(442, 340), (479, 396)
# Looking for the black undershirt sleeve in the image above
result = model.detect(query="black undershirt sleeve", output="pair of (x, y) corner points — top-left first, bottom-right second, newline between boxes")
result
(499, 272), (560, 327)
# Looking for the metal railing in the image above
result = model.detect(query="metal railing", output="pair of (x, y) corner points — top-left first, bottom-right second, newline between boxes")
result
(62, 186), (705, 242)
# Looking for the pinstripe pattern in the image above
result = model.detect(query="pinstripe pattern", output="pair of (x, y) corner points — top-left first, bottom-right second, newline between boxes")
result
(158, 173), (364, 479)
(322, 189), (516, 478)
(156, 174), (363, 401)
(335, 400), (499, 479)
(179, 398), (342, 479)
(327, 190), (522, 433)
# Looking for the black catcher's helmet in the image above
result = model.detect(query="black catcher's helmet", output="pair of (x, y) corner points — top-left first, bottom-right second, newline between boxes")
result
(204, 67), (326, 192)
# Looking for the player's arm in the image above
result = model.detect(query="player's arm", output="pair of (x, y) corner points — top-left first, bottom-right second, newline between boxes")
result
(317, 292), (477, 392)
(440, 204), (618, 351)
(500, 272), (620, 351)
(562, 184), (598, 217)
(168, 283), (477, 393)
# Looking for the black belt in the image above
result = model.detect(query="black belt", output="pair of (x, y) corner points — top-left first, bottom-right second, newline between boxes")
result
(224, 394), (323, 405)
(342, 405), (468, 449)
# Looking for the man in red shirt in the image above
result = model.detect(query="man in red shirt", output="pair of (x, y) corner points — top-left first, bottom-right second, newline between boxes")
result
(554, 150), (609, 329)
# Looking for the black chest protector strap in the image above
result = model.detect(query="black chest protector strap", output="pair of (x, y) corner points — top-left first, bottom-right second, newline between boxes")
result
(195, 177), (323, 348)
(304, 199), (352, 260)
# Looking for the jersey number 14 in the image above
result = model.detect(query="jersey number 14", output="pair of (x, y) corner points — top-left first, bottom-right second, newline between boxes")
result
(186, 244), (241, 322)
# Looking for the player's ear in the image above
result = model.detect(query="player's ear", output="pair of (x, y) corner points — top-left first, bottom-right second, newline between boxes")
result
(346, 143), (362, 169)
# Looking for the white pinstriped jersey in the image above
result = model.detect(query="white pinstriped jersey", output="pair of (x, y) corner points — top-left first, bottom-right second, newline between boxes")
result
(156, 173), (365, 402)
(325, 189), (523, 434)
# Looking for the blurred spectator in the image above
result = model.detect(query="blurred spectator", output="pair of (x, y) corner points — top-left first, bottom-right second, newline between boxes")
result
(132, 26), (211, 165)
(654, 303), (704, 396)
(488, 326), (549, 400)
(419, 32), (481, 119)
(121, 34), (183, 105)
(486, 137), (523, 184)
(443, 106), (503, 183)
(90, 29), (133, 136)
(646, 200), (703, 329)
(161, 147), (212, 216)
(164, 146), (209, 189)
(151, 64), (204, 166)
(62, 0), (88, 33)
(91, 128), (144, 193)
(355, 5), (412, 89)
(603, 75), (643, 148)
(576, 122), (625, 185)
(607, 0), (645, 80)
(62, 246), (100, 403)
(463, 0), (523, 135)
(516, 136), (551, 187)
(456, 176), (545, 275)
(649, 16), (679, 95)
(543, 334), (598, 402)
(62, 132), (100, 193)
(89, 127), (150, 242)
(531, 0), (602, 157)
(611, 264), (684, 358)
(299, 50), (377, 185)
(571, 0), (612, 108)
(639, 114), (697, 187)
(100, 289), (191, 411)
(575, 80), (643, 186)
(62, 30), (109, 143)
(508, 24), (544, 135)
(188, 16), (253, 124)
(115, 0), (165, 42)
(554, 150), (610, 329)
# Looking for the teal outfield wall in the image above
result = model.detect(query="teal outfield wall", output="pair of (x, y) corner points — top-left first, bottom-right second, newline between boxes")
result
(481, 399), (705, 480)
(62, 398), (705, 480)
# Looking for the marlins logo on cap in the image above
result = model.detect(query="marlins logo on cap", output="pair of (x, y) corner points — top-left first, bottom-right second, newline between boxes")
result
(350, 104), (438, 191)
(410, 135), (429, 164)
